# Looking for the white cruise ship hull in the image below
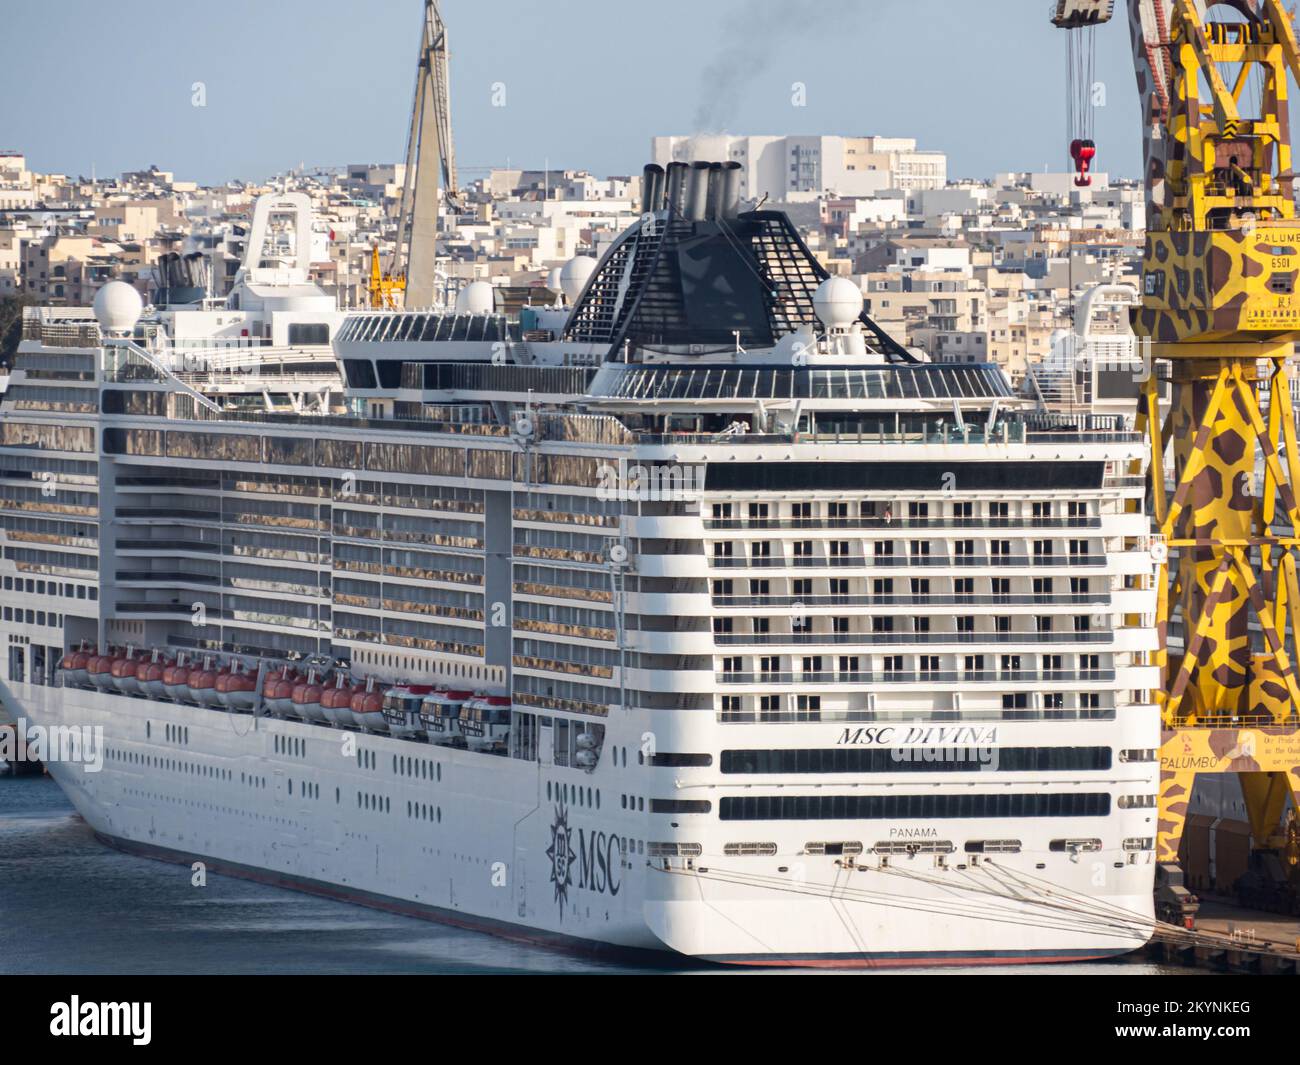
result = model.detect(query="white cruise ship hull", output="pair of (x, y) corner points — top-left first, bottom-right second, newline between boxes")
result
(9, 679), (1158, 966)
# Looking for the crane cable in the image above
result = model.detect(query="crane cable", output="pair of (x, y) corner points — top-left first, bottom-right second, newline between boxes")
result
(1067, 25), (1099, 151)
(663, 863), (1151, 944)
(656, 856), (1173, 945)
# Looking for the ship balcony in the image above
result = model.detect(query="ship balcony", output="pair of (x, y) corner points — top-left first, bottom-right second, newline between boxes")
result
(708, 553), (1109, 571)
(116, 538), (222, 554)
(630, 426), (1144, 448)
(115, 506), (222, 522)
(114, 570), (221, 586)
(703, 516), (1103, 532)
(711, 591), (1112, 611)
(714, 668), (1117, 687)
(114, 602), (329, 632)
(713, 705), (1123, 725)
(711, 630), (1115, 649)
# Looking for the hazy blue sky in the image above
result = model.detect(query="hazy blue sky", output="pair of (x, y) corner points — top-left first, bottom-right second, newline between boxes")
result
(1, 0), (1152, 185)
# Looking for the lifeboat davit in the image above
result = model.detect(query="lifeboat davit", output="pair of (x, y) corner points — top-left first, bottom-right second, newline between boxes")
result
(263, 665), (299, 718)
(60, 645), (92, 687)
(290, 671), (328, 724)
(350, 677), (387, 733)
(382, 684), (432, 740)
(421, 689), (471, 746)
(162, 654), (194, 702)
(320, 675), (359, 728)
(217, 661), (257, 712)
(189, 657), (222, 707)
(136, 650), (173, 699)
(87, 650), (117, 691)
(110, 648), (145, 695)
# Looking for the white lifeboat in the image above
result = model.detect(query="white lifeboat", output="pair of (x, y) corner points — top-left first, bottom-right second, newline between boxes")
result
(462, 695), (512, 754)
(420, 689), (471, 746)
(382, 685), (432, 740)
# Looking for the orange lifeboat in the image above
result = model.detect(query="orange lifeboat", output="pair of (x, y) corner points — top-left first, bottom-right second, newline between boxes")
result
(189, 657), (221, 707)
(349, 677), (387, 732)
(217, 661), (257, 712)
(320, 674), (359, 728)
(263, 665), (299, 718)
(87, 649), (117, 690)
(135, 649), (173, 699)
(162, 653), (194, 702)
(60, 644), (92, 687)
(110, 648), (145, 695)
(290, 670), (328, 724)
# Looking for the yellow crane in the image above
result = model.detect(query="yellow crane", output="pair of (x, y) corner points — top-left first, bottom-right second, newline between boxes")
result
(1056, 0), (1300, 883)
(367, 244), (405, 310)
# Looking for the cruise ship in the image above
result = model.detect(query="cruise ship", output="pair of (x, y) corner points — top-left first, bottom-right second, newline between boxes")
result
(0, 162), (1163, 966)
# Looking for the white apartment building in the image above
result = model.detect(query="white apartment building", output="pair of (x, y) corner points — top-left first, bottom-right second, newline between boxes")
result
(0, 152), (37, 210)
(651, 135), (947, 201)
(0, 223), (25, 296)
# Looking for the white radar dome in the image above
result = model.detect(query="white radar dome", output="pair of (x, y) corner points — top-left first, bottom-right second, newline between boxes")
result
(546, 266), (564, 294)
(93, 281), (144, 335)
(559, 256), (597, 303)
(813, 276), (863, 330)
(454, 281), (495, 315)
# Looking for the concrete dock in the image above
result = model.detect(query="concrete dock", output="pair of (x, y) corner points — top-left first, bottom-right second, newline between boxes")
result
(1143, 900), (1300, 973)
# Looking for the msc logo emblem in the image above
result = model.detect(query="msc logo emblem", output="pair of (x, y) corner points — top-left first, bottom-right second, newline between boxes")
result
(544, 801), (623, 917)
(546, 803), (576, 915)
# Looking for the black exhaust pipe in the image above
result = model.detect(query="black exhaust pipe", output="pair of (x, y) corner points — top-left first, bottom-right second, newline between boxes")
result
(705, 162), (724, 221)
(719, 161), (743, 219)
(685, 161), (711, 221)
(641, 163), (665, 213)
(664, 161), (689, 217)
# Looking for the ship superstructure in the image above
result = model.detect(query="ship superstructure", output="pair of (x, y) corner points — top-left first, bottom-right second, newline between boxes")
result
(0, 162), (1162, 965)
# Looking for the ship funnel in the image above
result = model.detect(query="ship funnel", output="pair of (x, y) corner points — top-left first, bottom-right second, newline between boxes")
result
(154, 250), (208, 307)
(684, 161), (711, 221)
(641, 163), (665, 213)
(664, 161), (689, 217)
(719, 161), (743, 219)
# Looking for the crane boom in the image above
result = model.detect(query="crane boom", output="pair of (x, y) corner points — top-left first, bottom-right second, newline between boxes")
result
(391, 0), (460, 309)
(1124, 0), (1175, 225)
(1076, 0), (1300, 865)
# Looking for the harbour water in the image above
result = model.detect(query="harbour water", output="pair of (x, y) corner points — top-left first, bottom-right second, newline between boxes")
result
(0, 774), (1199, 975)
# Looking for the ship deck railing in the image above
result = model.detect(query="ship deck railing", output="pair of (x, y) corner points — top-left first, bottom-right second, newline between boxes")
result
(712, 630), (1112, 647)
(715, 668), (1117, 685)
(718, 705), (1118, 724)
(709, 554), (1108, 569)
(631, 427), (1144, 446)
(156, 344), (333, 370)
(174, 408), (515, 437)
(705, 516), (1103, 531)
(113, 602), (328, 630)
(713, 592), (1111, 608)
